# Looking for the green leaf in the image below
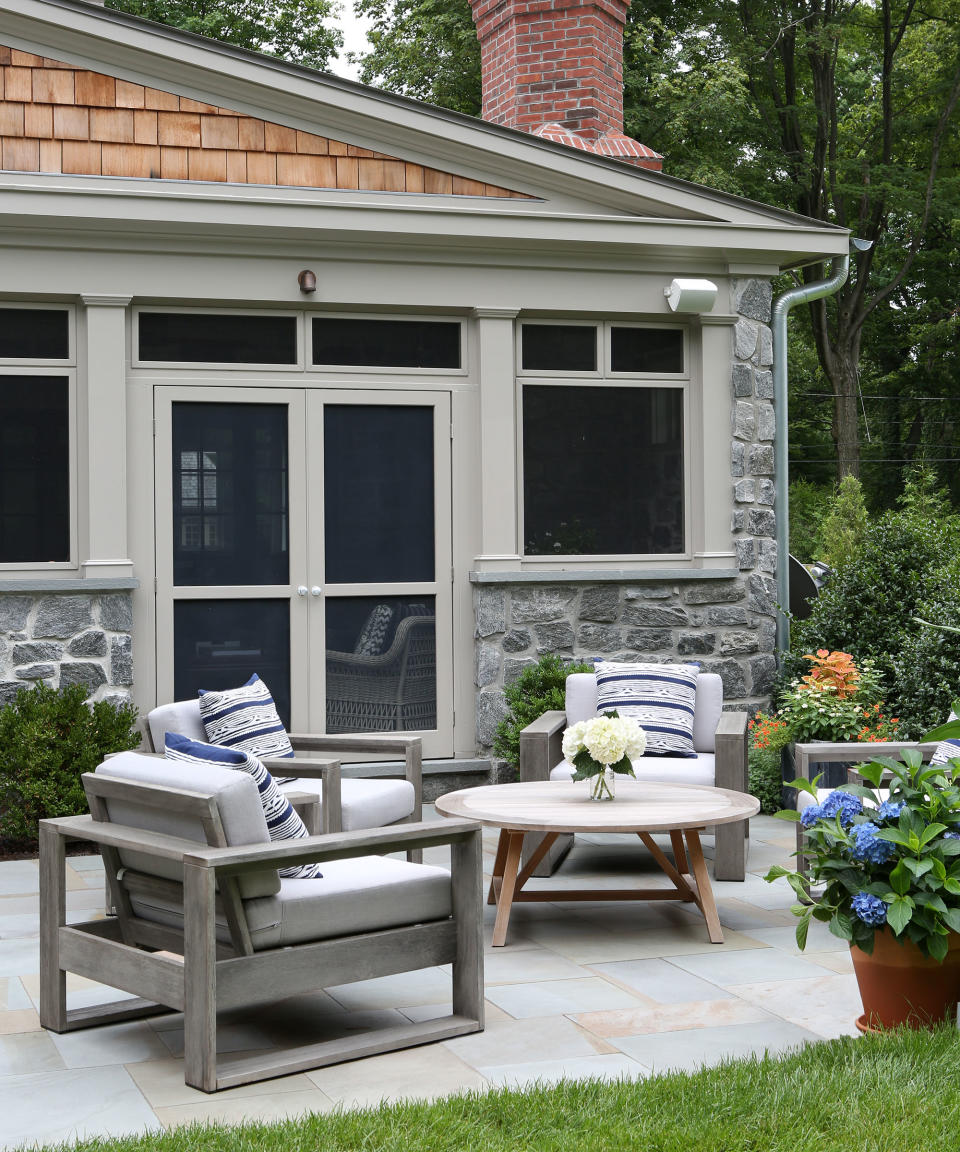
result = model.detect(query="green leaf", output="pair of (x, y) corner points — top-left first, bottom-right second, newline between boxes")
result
(942, 908), (960, 934)
(943, 878), (960, 895)
(889, 861), (913, 896)
(917, 894), (948, 915)
(920, 824), (948, 847)
(773, 809), (803, 823)
(928, 933), (950, 962)
(795, 912), (811, 951)
(903, 858), (934, 878)
(886, 897), (914, 934)
(829, 910), (854, 941)
(764, 865), (792, 883)
(854, 762), (889, 789)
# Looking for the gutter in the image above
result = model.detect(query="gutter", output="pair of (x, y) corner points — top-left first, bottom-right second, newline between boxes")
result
(772, 250), (854, 655)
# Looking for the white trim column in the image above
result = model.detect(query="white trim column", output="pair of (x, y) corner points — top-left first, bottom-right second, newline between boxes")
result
(473, 306), (521, 571)
(81, 293), (133, 579)
(697, 313), (738, 567)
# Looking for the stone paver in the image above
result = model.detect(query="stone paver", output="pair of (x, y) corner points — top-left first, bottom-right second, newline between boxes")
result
(0, 814), (862, 1147)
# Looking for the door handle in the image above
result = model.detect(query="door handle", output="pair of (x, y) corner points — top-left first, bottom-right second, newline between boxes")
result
(297, 585), (308, 597)
(310, 586), (322, 597)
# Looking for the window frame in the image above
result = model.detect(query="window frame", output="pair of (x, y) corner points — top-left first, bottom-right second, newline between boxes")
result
(132, 306), (305, 371)
(307, 311), (468, 377)
(517, 319), (692, 563)
(515, 318), (602, 380)
(0, 364), (78, 571)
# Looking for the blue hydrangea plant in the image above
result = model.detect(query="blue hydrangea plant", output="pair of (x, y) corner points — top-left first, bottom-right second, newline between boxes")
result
(765, 745), (960, 961)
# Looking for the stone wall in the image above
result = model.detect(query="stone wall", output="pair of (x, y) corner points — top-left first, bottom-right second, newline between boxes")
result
(0, 591), (133, 707)
(473, 276), (778, 754)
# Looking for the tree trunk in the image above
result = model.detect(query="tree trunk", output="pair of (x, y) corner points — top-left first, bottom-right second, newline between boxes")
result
(831, 353), (861, 480)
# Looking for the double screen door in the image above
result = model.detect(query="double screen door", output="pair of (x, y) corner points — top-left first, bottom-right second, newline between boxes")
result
(154, 386), (453, 757)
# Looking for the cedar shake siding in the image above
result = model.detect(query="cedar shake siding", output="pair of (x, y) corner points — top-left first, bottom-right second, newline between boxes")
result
(0, 47), (529, 197)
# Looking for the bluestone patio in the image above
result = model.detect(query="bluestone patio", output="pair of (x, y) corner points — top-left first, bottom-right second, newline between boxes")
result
(0, 809), (861, 1150)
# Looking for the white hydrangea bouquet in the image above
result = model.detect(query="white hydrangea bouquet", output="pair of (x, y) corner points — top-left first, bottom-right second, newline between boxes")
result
(562, 710), (646, 800)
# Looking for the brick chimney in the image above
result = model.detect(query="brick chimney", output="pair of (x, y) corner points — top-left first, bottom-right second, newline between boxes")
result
(469, 0), (662, 170)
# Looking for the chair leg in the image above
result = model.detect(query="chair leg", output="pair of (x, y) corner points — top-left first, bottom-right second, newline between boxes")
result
(39, 823), (67, 1032)
(183, 861), (218, 1093)
(713, 820), (747, 882)
(451, 830), (484, 1028)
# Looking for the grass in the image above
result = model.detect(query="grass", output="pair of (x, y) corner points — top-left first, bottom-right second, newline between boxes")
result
(34, 1026), (960, 1152)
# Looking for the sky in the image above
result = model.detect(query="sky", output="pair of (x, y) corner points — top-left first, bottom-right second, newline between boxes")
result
(328, 3), (373, 82)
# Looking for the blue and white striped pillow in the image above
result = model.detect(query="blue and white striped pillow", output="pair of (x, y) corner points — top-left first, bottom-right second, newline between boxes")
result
(164, 732), (321, 879)
(594, 660), (699, 759)
(198, 673), (295, 783)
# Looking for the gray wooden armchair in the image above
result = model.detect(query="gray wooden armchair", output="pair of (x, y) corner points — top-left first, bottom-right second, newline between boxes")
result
(146, 699), (423, 859)
(39, 752), (483, 1093)
(519, 671), (750, 880)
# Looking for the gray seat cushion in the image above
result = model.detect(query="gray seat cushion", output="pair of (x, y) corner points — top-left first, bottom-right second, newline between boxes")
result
(279, 777), (416, 831)
(550, 753), (716, 788)
(95, 751), (280, 898)
(130, 855), (452, 952)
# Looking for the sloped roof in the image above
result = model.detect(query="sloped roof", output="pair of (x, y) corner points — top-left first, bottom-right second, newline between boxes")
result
(0, 0), (849, 267)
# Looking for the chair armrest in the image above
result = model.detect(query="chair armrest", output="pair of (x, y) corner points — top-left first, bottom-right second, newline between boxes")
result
(182, 817), (481, 876)
(714, 710), (748, 793)
(794, 741), (939, 779)
(287, 735), (422, 822)
(282, 791), (322, 831)
(261, 757), (342, 835)
(519, 711), (567, 783)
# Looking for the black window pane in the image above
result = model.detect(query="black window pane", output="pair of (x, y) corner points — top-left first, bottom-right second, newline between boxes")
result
(521, 325), (596, 372)
(174, 600), (291, 728)
(0, 309), (69, 359)
(326, 595), (436, 733)
(324, 405), (434, 584)
(312, 318), (460, 368)
(0, 375), (69, 562)
(523, 385), (684, 555)
(139, 313), (297, 364)
(173, 403), (289, 586)
(611, 328), (684, 373)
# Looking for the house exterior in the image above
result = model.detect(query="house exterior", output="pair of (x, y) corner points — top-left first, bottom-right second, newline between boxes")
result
(0, 0), (847, 765)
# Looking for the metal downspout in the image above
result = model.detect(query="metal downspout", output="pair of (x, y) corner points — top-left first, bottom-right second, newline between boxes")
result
(772, 253), (850, 655)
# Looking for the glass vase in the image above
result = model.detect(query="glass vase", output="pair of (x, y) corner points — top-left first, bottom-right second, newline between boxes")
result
(588, 769), (616, 801)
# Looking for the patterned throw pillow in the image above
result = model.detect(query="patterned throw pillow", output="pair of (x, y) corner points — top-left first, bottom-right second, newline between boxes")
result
(594, 660), (699, 758)
(354, 603), (394, 656)
(165, 732), (322, 879)
(198, 673), (295, 783)
(931, 712), (960, 767)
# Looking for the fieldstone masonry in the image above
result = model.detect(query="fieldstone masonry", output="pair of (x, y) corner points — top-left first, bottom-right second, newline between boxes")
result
(0, 591), (134, 708)
(473, 278), (778, 754)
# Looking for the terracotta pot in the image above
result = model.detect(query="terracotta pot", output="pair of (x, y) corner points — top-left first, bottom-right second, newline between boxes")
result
(850, 927), (960, 1032)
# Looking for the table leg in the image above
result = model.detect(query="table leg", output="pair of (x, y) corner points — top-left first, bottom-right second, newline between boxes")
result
(669, 830), (688, 874)
(492, 831), (525, 948)
(684, 828), (724, 944)
(487, 828), (510, 906)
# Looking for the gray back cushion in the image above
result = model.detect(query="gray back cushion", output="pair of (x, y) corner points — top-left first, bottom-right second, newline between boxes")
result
(146, 699), (206, 752)
(94, 751), (280, 898)
(565, 670), (724, 753)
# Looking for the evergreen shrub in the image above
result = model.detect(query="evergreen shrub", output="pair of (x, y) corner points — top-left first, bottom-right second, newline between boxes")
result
(492, 653), (593, 770)
(0, 682), (140, 851)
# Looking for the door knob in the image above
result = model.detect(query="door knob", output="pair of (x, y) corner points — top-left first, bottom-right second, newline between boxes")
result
(297, 585), (308, 597)
(311, 586), (322, 597)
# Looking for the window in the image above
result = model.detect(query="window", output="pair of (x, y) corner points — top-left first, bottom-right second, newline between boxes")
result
(312, 318), (460, 368)
(0, 307), (73, 566)
(139, 312), (298, 364)
(520, 321), (687, 558)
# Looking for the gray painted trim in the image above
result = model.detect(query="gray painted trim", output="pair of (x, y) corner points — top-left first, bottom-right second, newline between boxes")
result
(0, 578), (139, 591)
(469, 569), (739, 584)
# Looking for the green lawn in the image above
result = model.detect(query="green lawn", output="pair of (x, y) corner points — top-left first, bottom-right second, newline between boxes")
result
(38, 1027), (960, 1152)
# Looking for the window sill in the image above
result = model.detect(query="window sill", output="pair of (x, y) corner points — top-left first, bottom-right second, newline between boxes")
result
(0, 577), (139, 592)
(469, 568), (739, 585)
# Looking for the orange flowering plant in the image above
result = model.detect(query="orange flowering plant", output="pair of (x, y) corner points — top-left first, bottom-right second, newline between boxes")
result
(777, 650), (895, 744)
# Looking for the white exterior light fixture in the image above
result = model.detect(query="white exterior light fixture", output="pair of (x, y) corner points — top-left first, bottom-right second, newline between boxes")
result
(664, 278), (718, 313)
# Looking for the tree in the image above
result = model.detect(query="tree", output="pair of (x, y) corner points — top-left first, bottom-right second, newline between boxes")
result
(355, 0), (960, 490)
(105, 0), (343, 72)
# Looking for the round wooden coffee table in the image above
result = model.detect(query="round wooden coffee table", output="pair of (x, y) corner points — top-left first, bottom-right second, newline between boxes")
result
(435, 779), (759, 947)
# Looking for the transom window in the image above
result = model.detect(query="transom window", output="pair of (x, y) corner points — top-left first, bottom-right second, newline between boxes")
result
(520, 320), (687, 558)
